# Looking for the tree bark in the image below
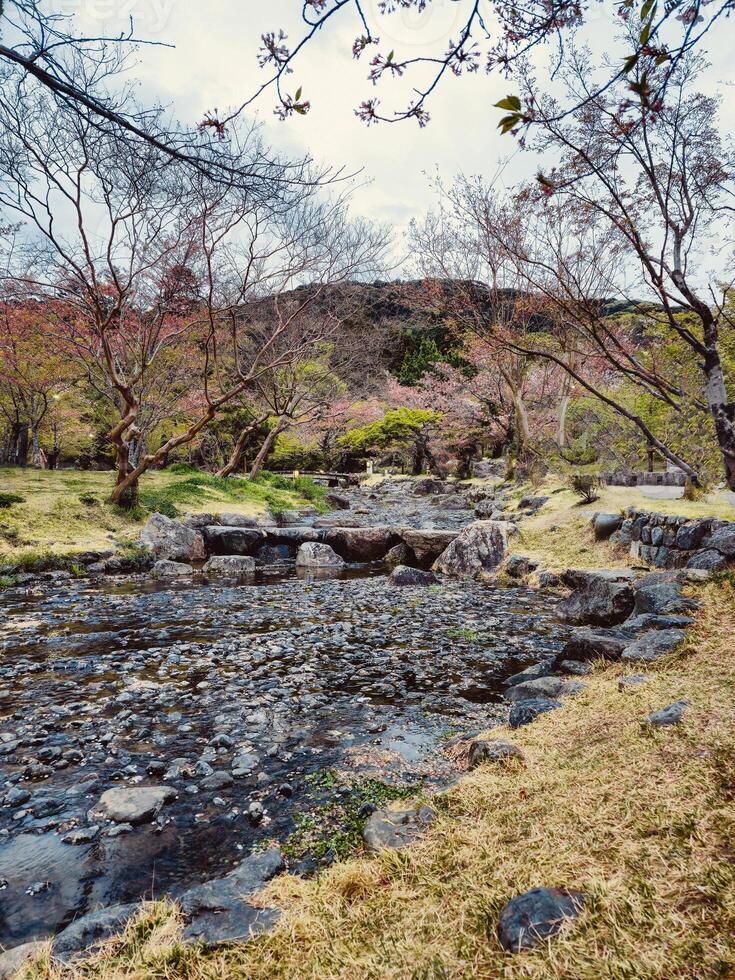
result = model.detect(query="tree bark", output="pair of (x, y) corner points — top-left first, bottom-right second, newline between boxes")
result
(216, 415), (268, 478)
(556, 393), (570, 449)
(16, 423), (29, 467)
(248, 419), (287, 480)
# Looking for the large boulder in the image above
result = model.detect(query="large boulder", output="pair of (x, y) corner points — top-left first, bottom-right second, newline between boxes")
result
(432, 521), (507, 577)
(412, 478), (446, 495)
(497, 887), (585, 952)
(203, 555), (256, 575)
(323, 526), (399, 562)
(92, 785), (176, 824)
(325, 492), (351, 510)
(557, 575), (635, 627)
(295, 542), (345, 568)
(558, 627), (631, 663)
(399, 529), (457, 567)
(203, 526), (266, 556)
(139, 513), (206, 563)
(363, 805), (434, 851)
(53, 903), (139, 961)
(179, 848), (283, 946)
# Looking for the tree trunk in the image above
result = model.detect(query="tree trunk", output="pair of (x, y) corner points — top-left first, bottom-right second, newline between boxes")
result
(248, 420), (286, 480)
(16, 423), (29, 467)
(217, 416), (266, 478)
(512, 392), (531, 449)
(31, 424), (42, 468)
(556, 394), (570, 449)
(646, 441), (655, 473)
(702, 353), (735, 490)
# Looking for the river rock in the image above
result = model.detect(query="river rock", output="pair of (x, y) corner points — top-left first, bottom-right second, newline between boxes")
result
(92, 785), (176, 824)
(202, 526), (266, 556)
(497, 887), (585, 952)
(645, 699), (689, 727)
(633, 583), (698, 616)
(139, 514), (206, 563)
(363, 805), (435, 851)
(557, 576), (634, 627)
(504, 554), (540, 578)
(179, 848), (283, 946)
(53, 902), (139, 961)
(505, 677), (584, 702)
(399, 529), (458, 567)
(622, 628), (685, 662)
(0, 941), (46, 978)
(412, 478), (446, 495)
(686, 549), (728, 572)
(389, 565), (437, 586)
(323, 526), (399, 562)
(503, 659), (555, 687)
(325, 492), (351, 510)
(704, 523), (735, 558)
(558, 627), (631, 662)
(432, 521), (507, 577)
(384, 542), (414, 570)
(592, 513), (624, 540)
(468, 739), (524, 768)
(618, 673), (651, 691)
(509, 697), (562, 728)
(295, 542), (345, 568)
(203, 555), (256, 575)
(152, 559), (193, 577)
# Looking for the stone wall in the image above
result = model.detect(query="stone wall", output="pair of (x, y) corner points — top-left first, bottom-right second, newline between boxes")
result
(601, 470), (687, 487)
(617, 508), (735, 571)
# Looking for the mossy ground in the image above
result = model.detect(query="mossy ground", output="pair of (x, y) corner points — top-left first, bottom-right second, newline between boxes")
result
(0, 467), (326, 571)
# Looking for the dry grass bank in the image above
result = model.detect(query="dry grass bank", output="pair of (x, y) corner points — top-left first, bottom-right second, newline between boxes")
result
(24, 575), (735, 980)
(510, 479), (735, 570)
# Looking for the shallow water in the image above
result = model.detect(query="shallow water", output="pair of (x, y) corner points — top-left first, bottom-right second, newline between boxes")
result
(0, 568), (570, 945)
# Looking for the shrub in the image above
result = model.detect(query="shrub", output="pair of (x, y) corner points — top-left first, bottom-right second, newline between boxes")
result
(568, 472), (601, 504)
(0, 492), (24, 508)
(78, 493), (99, 507)
(167, 462), (200, 475)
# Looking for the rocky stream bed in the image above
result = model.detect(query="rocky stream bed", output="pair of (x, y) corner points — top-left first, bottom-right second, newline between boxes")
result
(1, 476), (732, 968)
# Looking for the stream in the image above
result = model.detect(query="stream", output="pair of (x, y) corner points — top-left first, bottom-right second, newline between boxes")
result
(0, 555), (571, 947)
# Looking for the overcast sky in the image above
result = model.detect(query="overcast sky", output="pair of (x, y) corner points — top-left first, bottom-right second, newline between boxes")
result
(61, 0), (734, 266)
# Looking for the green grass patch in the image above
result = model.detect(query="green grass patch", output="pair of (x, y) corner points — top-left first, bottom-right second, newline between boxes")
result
(280, 771), (422, 865)
(0, 491), (24, 508)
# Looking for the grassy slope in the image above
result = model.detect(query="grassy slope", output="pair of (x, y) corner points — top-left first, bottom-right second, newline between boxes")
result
(0, 468), (324, 567)
(509, 479), (735, 570)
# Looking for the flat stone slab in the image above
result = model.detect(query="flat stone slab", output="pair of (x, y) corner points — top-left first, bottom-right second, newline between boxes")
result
(0, 941), (46, 978)
(179, 848), (284, 947)
(203, 555), (256, 575)
(53, 902), (139, 961)
(505, 677), (584, 703)
(92, 786), (176, 824)
(152, 559), (193, 577)
(497, 887), (585, 952)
